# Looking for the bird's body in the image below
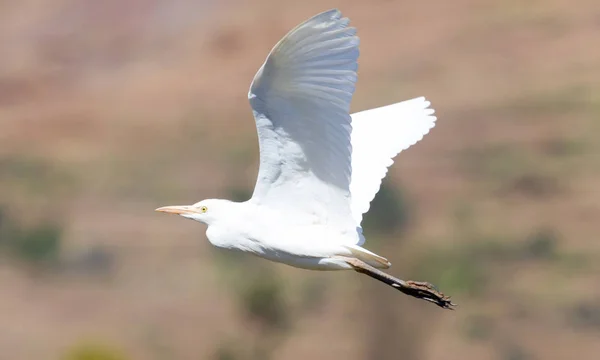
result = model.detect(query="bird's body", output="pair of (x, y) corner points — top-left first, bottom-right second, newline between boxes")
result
(188, 198), (387, 271)
(157, 9), (455, 309)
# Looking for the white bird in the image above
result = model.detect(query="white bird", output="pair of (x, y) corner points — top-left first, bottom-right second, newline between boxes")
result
(157, 9), (454, 309)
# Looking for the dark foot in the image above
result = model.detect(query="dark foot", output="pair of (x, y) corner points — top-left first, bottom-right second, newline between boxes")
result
(396, 280), (456, 310)
(341, 256), (456, 310)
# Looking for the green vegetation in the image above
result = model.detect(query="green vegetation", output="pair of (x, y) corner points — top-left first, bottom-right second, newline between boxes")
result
(540, 137), (587, 158)
(0, 206), (63, 267)
(226, 186), (253, 202)
(413, 225), (581, 297)
(62, 343), (129, 360)
(414, 243), (488, 296)
(361, 181), (411, 237)
(237, 268), (289, 331)
(567, 302), (600, 331)
(522, 227), (558, 261)
(500, 344), (531, 360)
(211, 245), (291, 360)
(11, 223), (62, 264)
(0, 156), (76, 196)
(214, 340), (241, 360)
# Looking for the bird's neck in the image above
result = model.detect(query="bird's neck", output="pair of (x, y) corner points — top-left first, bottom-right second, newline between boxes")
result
(204, 201), (259, 251)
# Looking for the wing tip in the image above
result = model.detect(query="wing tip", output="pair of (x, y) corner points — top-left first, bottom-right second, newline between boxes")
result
(300, 8), (345, 28)
(416, 96), (437, 123)
(317, 8), (343, 20)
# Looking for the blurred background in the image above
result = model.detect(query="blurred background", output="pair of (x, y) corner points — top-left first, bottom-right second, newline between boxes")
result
(1, 0), (599, 359)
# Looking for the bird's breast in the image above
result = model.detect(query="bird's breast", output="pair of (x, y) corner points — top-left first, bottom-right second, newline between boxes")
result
(205, 224), (262, 253)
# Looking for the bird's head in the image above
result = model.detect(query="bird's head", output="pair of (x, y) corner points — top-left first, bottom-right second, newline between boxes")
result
(155, 199), (228, 225)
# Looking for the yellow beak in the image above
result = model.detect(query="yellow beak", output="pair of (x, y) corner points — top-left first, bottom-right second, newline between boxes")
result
(155, 205), (198, 215)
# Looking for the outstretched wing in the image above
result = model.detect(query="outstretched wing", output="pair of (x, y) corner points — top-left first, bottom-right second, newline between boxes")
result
(349, 97), (437, 231)
(248, 9), (358, 232)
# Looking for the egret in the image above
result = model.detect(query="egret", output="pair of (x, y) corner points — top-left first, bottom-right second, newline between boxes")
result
(157, 9), (454, 309)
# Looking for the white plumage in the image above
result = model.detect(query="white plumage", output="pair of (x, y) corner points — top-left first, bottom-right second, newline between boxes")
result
(248, 9), (358, 240)
(350, 97), (436, 232)
(157, 9), (453, 309)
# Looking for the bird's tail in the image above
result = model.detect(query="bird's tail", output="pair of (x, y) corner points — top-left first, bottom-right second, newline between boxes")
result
(343, 244), (391, 269)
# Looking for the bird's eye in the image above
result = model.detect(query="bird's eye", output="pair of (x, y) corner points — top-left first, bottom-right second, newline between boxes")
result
(201, 206), (208, 213)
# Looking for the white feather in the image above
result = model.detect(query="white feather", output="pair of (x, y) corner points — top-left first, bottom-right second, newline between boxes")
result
(248, 9), (358, 236)
(247, 9), (437, 247)
(349, 97), (437, 234)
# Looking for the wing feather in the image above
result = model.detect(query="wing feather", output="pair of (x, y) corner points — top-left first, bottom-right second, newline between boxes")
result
(349, 97), (437, 231)
(247, 9), (437, 245)
(248, 9), (358, 234)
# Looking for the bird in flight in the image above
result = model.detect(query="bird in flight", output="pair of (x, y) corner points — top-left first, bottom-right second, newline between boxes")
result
(156, 9), (455, 309)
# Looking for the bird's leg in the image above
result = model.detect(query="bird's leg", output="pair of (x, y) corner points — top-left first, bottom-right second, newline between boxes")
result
(341, 257), (456, 310)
